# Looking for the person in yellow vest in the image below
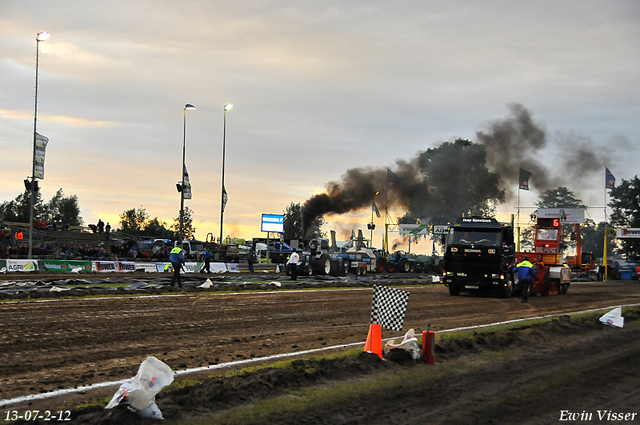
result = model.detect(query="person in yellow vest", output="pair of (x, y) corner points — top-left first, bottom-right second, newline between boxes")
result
(514, 256), (538, 303)
(170, 246), (185, 288)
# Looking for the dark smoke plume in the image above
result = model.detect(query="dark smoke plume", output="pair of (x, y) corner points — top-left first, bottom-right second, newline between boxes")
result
(477, 103), (611, 199)
(302, 103), (611, 234)
(301, 160), (424, 237)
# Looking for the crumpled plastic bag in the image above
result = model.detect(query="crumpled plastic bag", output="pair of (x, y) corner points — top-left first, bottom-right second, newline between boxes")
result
(599, 307), (624, 328)
(198, 279), (213, 288)
(384, 328), (421, 360)
(105, 356), (174, 420)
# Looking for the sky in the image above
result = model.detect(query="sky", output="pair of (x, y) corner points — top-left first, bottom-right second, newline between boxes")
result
(1, 1), (639, 254)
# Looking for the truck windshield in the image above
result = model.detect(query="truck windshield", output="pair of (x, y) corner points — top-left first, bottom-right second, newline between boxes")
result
(448, 230), (501, 246)
(536, 229), (559, 241)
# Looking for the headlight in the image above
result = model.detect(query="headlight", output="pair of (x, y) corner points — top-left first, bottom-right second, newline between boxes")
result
(451, 247), (458, 253)
(491, 273), (499, 278)
(446, 271), (454, 276)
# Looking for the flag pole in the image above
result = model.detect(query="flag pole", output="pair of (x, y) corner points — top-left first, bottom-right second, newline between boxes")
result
(604, 168), (608, 222)
(517, 185), (521, 252)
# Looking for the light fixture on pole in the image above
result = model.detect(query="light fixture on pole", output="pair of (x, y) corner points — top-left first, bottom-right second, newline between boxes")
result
(178, 104), (196, 242)
(219, 103), (233, 244)
(28, 31), (51, 259)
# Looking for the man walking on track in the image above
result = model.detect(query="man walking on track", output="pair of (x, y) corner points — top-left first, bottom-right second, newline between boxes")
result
(170, 246), (185, 288)
(286, 250), (300, 281)
(514, 255), (538, 303)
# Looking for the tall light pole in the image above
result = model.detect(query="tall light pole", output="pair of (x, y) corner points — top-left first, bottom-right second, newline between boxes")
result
(179, 104), (196, 242)
(219, 103), (233, 244)
(28, 31), (51, 259)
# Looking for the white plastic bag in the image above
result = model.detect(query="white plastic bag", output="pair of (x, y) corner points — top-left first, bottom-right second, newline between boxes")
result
(384, 328), (422, 360)
(106, 356), (174, 419)
(599, 307), (624, 328)
(198, 279), (213, 288)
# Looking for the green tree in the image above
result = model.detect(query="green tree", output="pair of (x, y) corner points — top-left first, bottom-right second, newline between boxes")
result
(119, 207), (149, 235)
(609, 175), (640, 261)
(283, 202), (302, 240)
(416, 139), (505, 224)
(143, 217), (175, 239)
(44, 189), (83, 226)
(0, 190), (45, 223)
(171, 206), (196, 240)
(534, 187), (587, 210)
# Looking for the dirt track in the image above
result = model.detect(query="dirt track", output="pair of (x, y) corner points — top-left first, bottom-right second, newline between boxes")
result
(1, 277), (639, 423)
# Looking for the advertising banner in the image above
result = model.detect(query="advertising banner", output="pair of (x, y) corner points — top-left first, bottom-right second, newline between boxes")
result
(34, 132), (49, 179)
(617, 228), (640, 238)
(119, 261), (136, 272)
(155, 262), (203, 273)
(41, 260), (92, 272)
(537, 208), (585, 224)
(133, 262), (157, 273)
(399, 224), (429, 236)
(261, 214), (284, 233)
(433, 225), (449, 235)
(93, 261), (119, 272)
(6, 259), (39, 272)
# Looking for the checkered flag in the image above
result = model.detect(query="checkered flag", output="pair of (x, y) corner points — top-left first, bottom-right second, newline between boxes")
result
(370, 285), (410, 331)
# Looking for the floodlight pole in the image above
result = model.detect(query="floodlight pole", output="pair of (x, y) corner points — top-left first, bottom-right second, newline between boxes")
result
(28, 31), (50, 259)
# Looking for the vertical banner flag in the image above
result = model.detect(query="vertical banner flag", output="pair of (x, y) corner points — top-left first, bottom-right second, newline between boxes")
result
(222, 185), (228, 212)
(34, 133), (49, 179)
(182, 166), (192, 199)
(519, 168), (532, 190)
(387, 168), (399, 183)
(370, 285), (410, 331)
(372, 202), (381, 218)
(605, 167), (615, 190)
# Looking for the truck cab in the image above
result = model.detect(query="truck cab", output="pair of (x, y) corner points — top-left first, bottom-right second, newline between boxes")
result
(443, 217), (515, 297)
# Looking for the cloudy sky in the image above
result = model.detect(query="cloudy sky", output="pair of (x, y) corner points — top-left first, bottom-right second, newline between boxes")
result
(1, 1), (638, 253)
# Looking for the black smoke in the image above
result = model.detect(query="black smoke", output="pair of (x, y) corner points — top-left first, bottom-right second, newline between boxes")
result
(477, 103), (611, 199)
(301, 103), (610, 234)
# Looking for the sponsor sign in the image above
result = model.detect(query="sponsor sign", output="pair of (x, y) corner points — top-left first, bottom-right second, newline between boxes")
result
(119, 261), (136, 272)
(226, 263), (239, 273)
(617, 228), (640, 238)
(537, 208), (585, 224)
(433, 225), (449, 235)
(94, 261), (118, 272)
(261, 214), (284, 233)
(155, 262), (204, 273)
(399, 224), (429, 236)
(41, 260), (92, 272)
(134, 262), (157, 273)
(6, 260), (39, 272)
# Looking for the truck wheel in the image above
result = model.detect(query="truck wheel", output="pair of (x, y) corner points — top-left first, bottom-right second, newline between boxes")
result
(400, 260), (410, 273)
(449, 284), (461, 296)
(386, 263), (396, 273)
(409, 263), (416, 273)
(376, 259), (386, 272)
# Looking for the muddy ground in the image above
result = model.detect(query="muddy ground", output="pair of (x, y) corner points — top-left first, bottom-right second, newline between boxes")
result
(1, 274), (639, 423)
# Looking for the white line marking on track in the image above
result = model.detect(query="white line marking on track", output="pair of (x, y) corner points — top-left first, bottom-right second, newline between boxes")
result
(1, 299), (638, 408)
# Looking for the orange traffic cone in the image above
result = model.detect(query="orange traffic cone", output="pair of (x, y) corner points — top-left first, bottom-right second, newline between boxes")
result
(364, 323), (383, 358)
